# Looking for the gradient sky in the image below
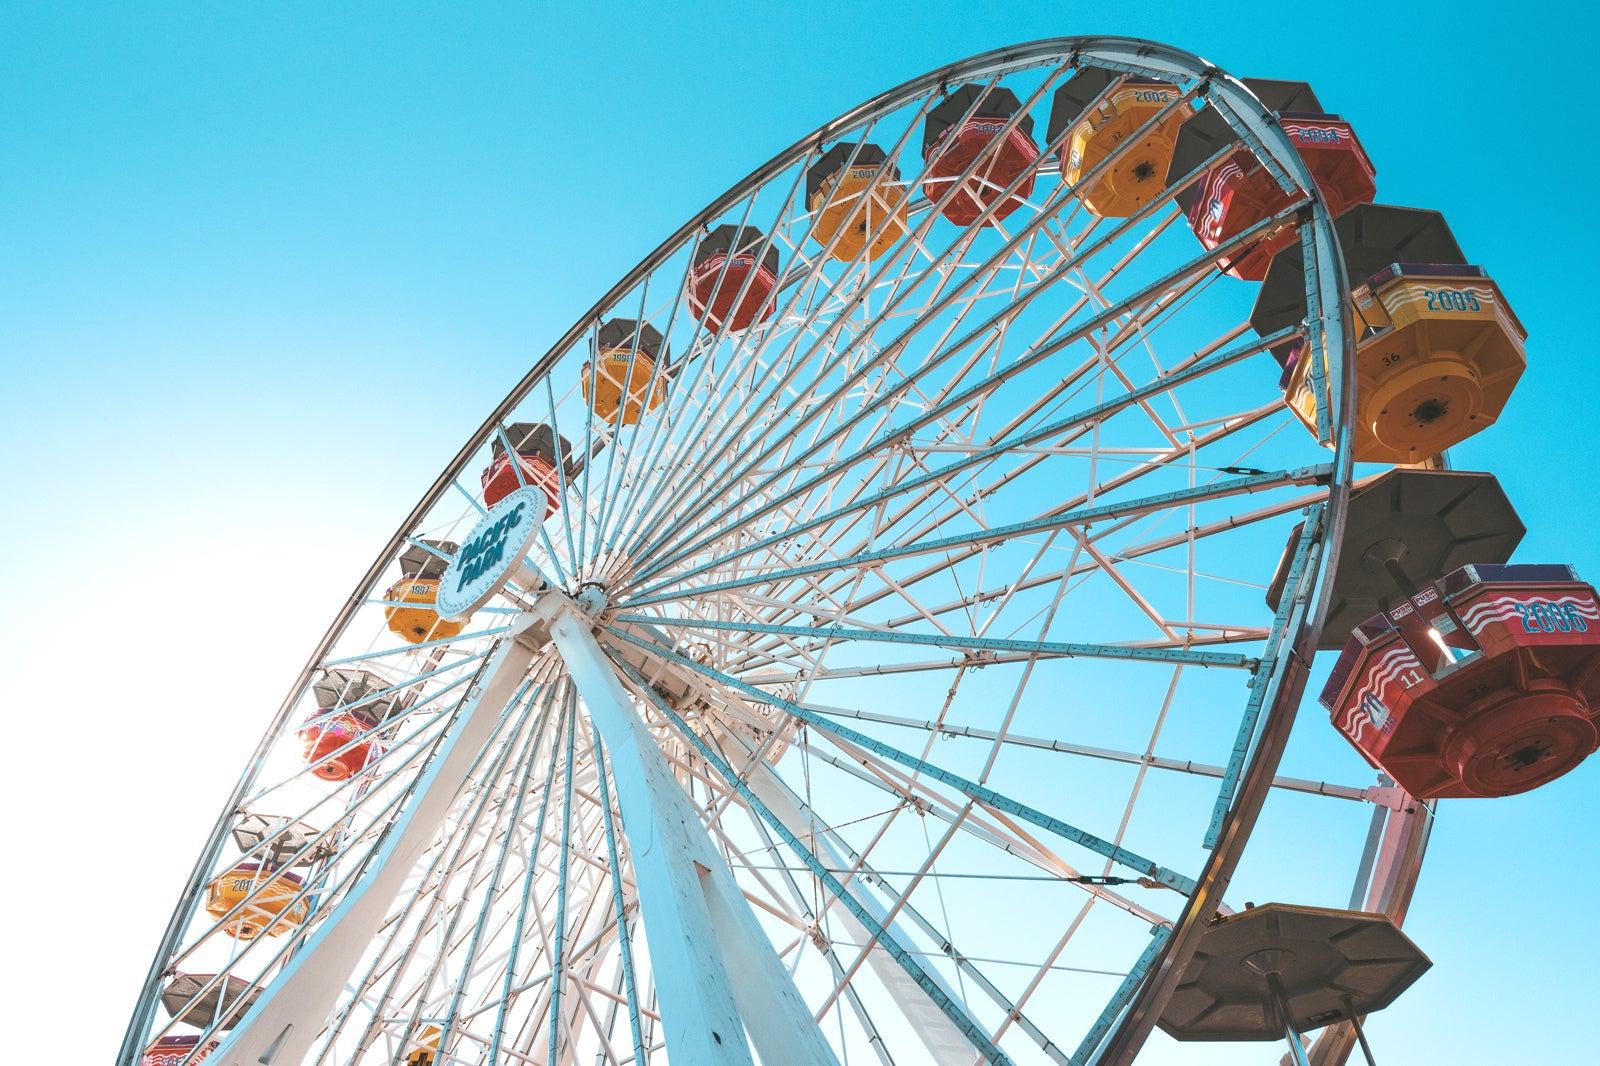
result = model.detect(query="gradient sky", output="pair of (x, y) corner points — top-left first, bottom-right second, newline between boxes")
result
(4, 2), (1597, 1062)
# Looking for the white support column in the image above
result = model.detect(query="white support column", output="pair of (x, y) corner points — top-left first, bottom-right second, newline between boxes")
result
(546, 604), (840, 1066)
(211, 621), (541, 1066)
(723, 730), (981, 1066)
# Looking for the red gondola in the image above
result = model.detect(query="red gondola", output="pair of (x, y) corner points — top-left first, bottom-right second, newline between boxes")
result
(1323, 563), (1600, 799)
(688, 225), (779, 333)
(921, 84), (1038, 227)
(1191, 117), (1373, 279)
(142, 1036), (218, 1066)
(481, 422), (567, 516)
(298, 704), (382, 781)
(1170, 80), (1375, 281)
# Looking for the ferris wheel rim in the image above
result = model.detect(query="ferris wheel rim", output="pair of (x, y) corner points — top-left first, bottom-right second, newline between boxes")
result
(122, 36), (1364, 1066)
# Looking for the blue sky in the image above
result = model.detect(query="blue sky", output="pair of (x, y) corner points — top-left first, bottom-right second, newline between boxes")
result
(4, 2), (1597, 1061)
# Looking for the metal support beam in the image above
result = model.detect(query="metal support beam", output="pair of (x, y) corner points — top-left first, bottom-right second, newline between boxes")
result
(722, 730), (982, 1066)
(1308, 792), (1433, 1066)
(623, 466), (1331, 608)
(606, 626), (1196, 895)
(1070, 927), (1169, 1066)
(210, 620), (542, 1066)
(615, 614), (1254, 669)
(545, 599), (840, 1066)
(1204, 507), (1322, 847)
(610, 655), (1016, 1065)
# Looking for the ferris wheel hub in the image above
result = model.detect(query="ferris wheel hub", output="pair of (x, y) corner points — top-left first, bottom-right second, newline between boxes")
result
(574, 582), (610, 618)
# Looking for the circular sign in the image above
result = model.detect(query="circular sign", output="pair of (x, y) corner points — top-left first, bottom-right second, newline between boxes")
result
(434, 485), (547, 620)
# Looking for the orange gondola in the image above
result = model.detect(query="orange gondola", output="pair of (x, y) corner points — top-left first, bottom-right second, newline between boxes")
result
(204, 862), (310, 939)
(382, 539), (466, 645)
(1253, 204), (1525, 463)
(581, 318), (668, 425)
(1047, 70), (1188, 218)
(806, 142), (908, 261)
(1281, 262), (1526, 463)
(407, 1024), (444, 1065)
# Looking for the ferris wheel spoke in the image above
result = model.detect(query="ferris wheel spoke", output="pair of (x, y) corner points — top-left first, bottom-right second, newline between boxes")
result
(754, 725), (1174, 932)
(790, 821), (1077, 1066)
(740, 816), (902, 1066)
(336, 684), (559, 1043)
(814, 797), (979, 1034)
(251, 668), (507, 816)
(485, 683), (577, 1063)
(786, 403), (1299, 632)
(1202, 502), (1324, 848)
(326, 713), (550, 1056)
(1081, 271), (1231, 438)
(611, 657), (1023, 1065)
(742, 320), (1254, 589)
(237, 697), (453, 816)
(549, 604), (853, 1066)
(828, 784), (1132, 931)
(210, 628), (543, 1066)
(595, 337), (823, 567)
(583, 729), (649, 1065)
(318, 626), (519, 667)
(615, 281), (993, 563)
(666, 682), (1177, 1066)
(625, 208), (1301, 588)
(1069, 927), (1173, 1065)
(428, 687), (566, 1055)
(626, 326), (1298, 604)
(282, 695), (547, 1064)
(772, 112), (1251, 469)
(574, 254), (693, 572)
(723, 540), (1088, 674)
(630, 444), (1132, 627)
(544, 695), (584, 1062)
(605, 627), (1196, 896)
(590, 181), (857, 557)
(676, 512), (1230, 676)
(619, 124), (1166, 563)
(737, 725), (1152, 1043)
(623, 465), (1325, 611)
(615, 613), (1253, 671)
(326, 652), (492, 720)
(621, 326), (994, 573)
(623, 239), (1049, 562)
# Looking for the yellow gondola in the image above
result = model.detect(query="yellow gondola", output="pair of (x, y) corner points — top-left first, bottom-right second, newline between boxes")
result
(382, 539), (467, 644)
(806, 142), (907, 262)
(382, 575), (467, 644)
(407, 1024), (443, 1065)
(204, 863), (310, 939)
(1283, 263), (1525, 463)
(582, 318), (667, 425)
(1049, 73), (1187, 218)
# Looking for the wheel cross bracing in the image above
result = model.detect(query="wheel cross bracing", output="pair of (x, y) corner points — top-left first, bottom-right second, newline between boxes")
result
(123, 37), (1385, 1066)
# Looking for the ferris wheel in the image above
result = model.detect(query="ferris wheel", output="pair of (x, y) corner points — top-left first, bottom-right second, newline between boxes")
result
(124, 35), (1570, 1066)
